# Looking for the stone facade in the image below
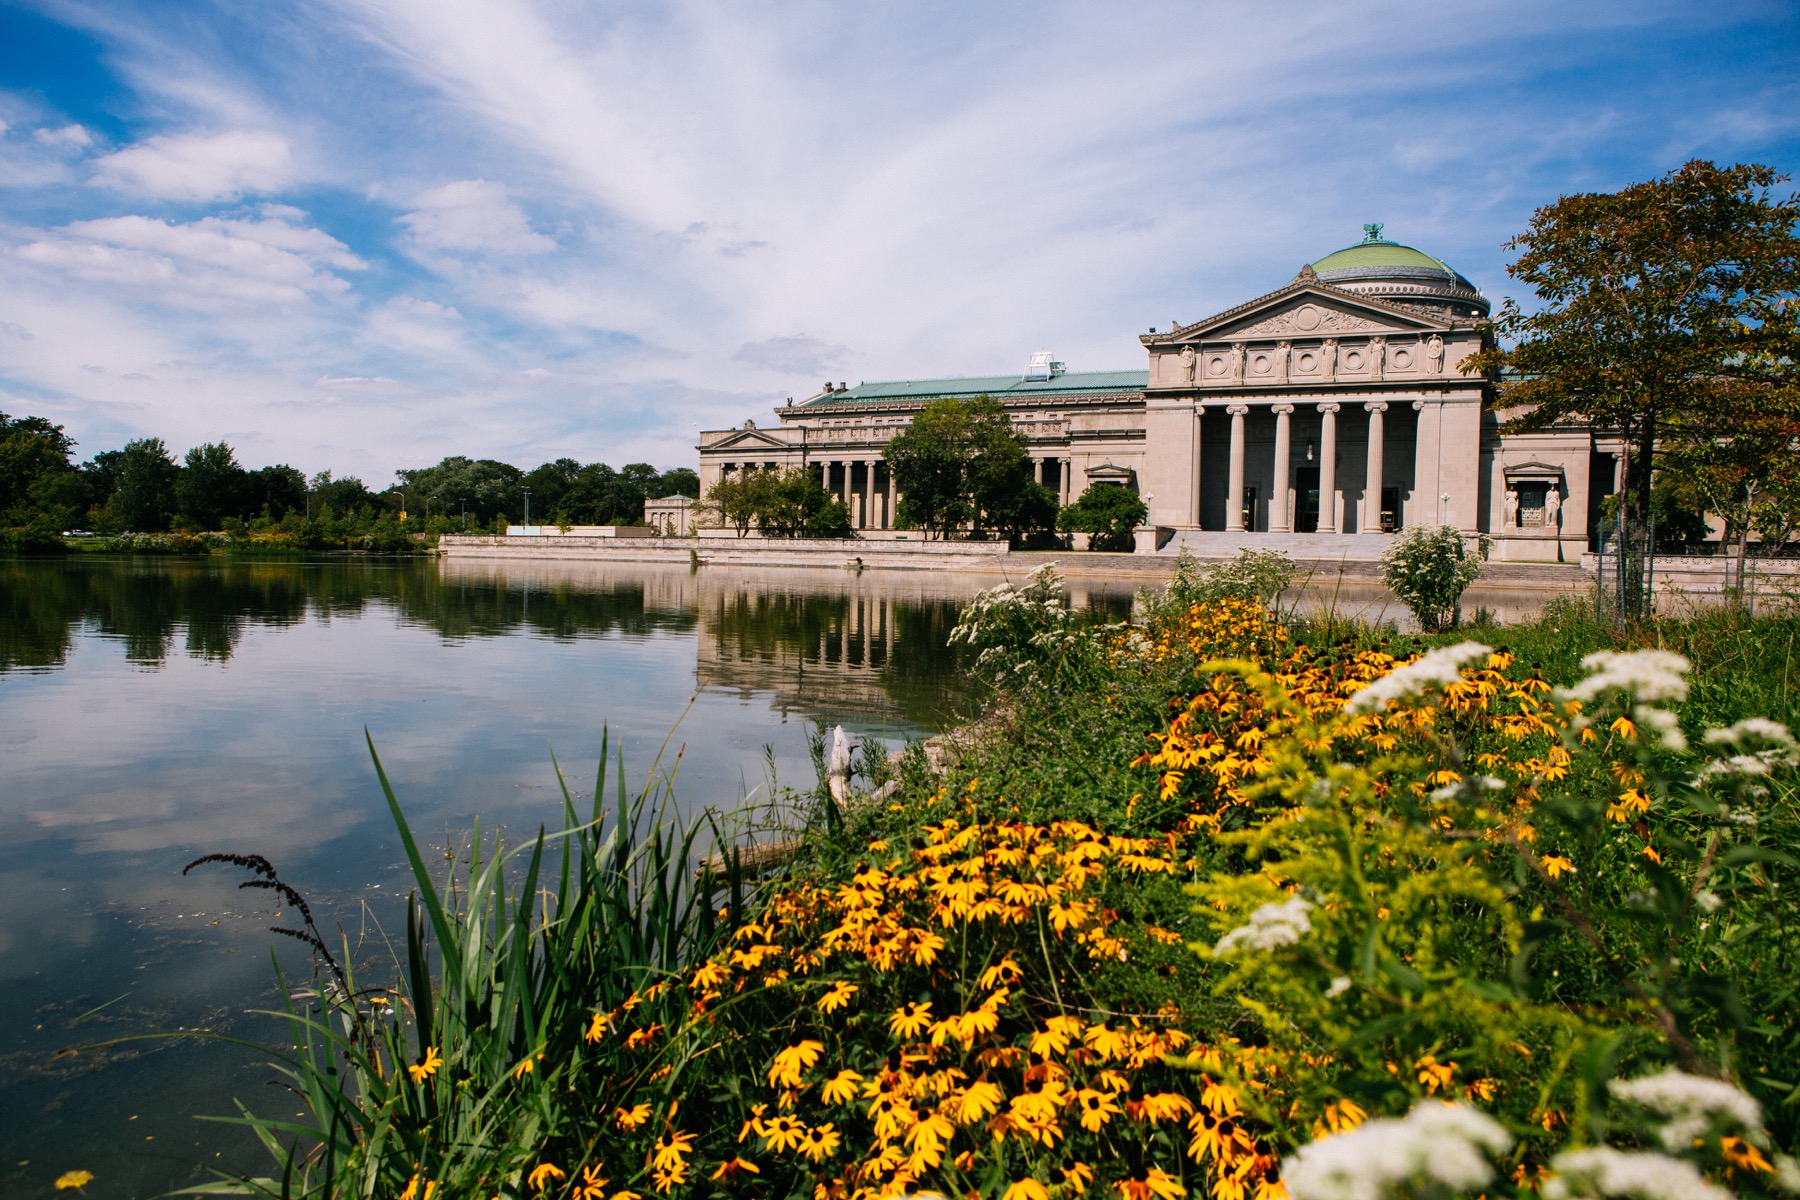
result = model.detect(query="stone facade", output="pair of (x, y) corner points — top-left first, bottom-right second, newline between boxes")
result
(697, 228), (1614, 560)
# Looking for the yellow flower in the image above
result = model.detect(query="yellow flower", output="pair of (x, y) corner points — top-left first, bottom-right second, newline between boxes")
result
(1063, 1163), (1096, 1194)
(889, 1002), (934, 1039)
(819, 981), (858, 1013)
(759, 1113), (807, 1153)
(574, 1166), (609, 1200)
(1722, 1136), (1774, 1175)
(1610, 715), (1638, 739)
(652, 1131), (696, 1174)
(821, 1069), (864, 1105)
(710, 1158), (761, 1181)
(799, 1122), (842, 1162)
(1415, 1054), (1456, 1093)
(55, 1171), (94, 1191)
(1116, 1168), (1186, 1200)
(585, 1011), (610, 1043)
(529, 1163), (566, 1192)
(1541, 855), (1576, 879)
(1005, 1179), (1051, 1200)
(614, 1104), (652, 1131)
(1075, 1088), (1122, 1132)
(1136, 1093), (1196, 1123)
(768, 1040), (825, 1088)
(953, 1080), (1004, 1124)
(407, 1046), (442, 1085)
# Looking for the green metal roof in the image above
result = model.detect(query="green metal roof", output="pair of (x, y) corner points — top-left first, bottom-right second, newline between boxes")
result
(802, 369), (1148, 407)
(1311, 240), (1455, 275)
(1310, 224), (1476, 294)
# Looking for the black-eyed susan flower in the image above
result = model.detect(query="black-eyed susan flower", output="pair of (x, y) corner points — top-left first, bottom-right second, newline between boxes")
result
(406, 1046), (442, 1085)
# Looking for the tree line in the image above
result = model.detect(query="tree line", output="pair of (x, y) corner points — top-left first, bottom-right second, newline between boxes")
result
(0, 419), (699, 554)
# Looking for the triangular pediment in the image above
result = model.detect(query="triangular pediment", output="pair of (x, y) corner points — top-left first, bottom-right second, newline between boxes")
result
(1154, 279), (1446, 346)
(708, 427), (792, 451)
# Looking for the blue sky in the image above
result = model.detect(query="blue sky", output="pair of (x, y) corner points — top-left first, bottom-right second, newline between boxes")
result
(1, 0), (1796, 482)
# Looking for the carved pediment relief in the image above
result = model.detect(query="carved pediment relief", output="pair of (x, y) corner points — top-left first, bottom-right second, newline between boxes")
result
(1224, 302), (1384, 338)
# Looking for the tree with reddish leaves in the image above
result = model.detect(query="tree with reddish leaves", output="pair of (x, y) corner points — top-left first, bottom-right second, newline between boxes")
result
(1469, 161), (1800, 606)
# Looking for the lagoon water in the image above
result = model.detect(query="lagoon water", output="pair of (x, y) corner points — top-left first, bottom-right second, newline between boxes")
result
(0, 556), (1134, 1199)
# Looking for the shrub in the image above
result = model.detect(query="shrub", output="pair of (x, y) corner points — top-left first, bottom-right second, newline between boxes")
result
(1138, 547), (1297, 628)
(1057, 482), (1147, 552)
(1380, 523), (1483, 630)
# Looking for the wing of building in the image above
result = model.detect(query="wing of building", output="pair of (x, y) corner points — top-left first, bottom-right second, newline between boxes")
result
(698, 226), (1613, 560)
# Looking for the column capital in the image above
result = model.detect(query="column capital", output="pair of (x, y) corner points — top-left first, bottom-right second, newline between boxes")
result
(1226, 403), (1251, 416)
(1364, 401), (1389, 413)
(1270, 403), (1295, 415)
(1317, 402), (1341, 414)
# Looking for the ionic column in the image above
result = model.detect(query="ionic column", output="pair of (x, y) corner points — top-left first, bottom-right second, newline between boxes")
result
(886, 464), (897, 527)
(1318, 404), (1340, 534)
(1363, 402), (1388, 534)
(1225, 403), (1250, 533)
(1271, 404), (1295, 532)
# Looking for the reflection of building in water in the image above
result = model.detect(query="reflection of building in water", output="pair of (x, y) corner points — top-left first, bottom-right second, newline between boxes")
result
(695, 571), (968, 724)
(438, 558), (1135, 727)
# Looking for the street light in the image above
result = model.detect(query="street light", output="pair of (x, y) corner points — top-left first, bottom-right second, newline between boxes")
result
(523, 488), (532, 534)
(460, 498), (467, 531)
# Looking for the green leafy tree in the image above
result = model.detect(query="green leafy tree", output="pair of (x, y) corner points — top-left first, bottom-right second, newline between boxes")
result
(655, 467), (700, 499)
(0, 411), (77, 524)
(756, 468), (852, 538)
(249, 464), (308, 520)
(705, 470), (775, 537)
(177, 441), (253, 530)
(1057, 482), (1147, 551)
(1468, 161), (1800, 608)
(309, 470), (379, 518)
(885, 395), (1042, 540)
(109, 438), (180, 532)
(396, 457), (525, 524)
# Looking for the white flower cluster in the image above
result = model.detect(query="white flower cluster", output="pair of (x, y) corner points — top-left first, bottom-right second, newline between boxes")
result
(1559, 650), (1693, 751)
(1562, 650), (1692, 705)
(1609, 1069), (1763, 1152)
(1285, 1102), (1512, 1200)
(1698, 718), (1800, 783)
(1343, 642), (1492, 715)
(1545, 1148), (1731, 1200)
(1213, 895), (1313, 956)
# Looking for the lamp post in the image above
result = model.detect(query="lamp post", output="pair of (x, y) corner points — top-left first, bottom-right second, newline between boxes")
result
(524, 488), (532, 534)
(460, 498), (467, 531)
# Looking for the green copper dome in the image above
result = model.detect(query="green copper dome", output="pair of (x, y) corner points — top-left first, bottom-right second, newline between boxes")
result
(1308, 223), (1487, 316)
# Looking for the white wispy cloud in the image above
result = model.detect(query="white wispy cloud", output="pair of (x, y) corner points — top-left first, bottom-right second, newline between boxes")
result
(14, 208), (364, 307)
(399, 179), (556, 256)
(89, 129), (298, 200)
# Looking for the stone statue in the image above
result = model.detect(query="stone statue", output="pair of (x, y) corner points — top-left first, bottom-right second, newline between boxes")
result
(1322, 338), (1338, 383)
(1503, 488), (1519, 527)
(1545, 488), (1562, 524)
(1426, 333), (1445, 375)
(743, 419), (757, 429)
(1180, 344), (1197, 384)
(1369, 335), (1386, 382)
(1229, 342), (1247, 383)
(1275, 340), (1292, 383)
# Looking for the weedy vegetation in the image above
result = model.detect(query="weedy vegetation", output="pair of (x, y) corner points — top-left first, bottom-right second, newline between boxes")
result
(192, 556), (1800, 1200)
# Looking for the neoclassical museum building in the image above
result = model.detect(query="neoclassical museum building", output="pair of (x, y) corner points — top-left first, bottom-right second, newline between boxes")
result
(697, 227), (1612, 560)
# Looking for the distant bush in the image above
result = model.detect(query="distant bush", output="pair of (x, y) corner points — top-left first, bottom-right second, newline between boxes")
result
(98, 531), (223, 555)
(1380, 524), (1484, 630)
(1138, 546), (1297, 626)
